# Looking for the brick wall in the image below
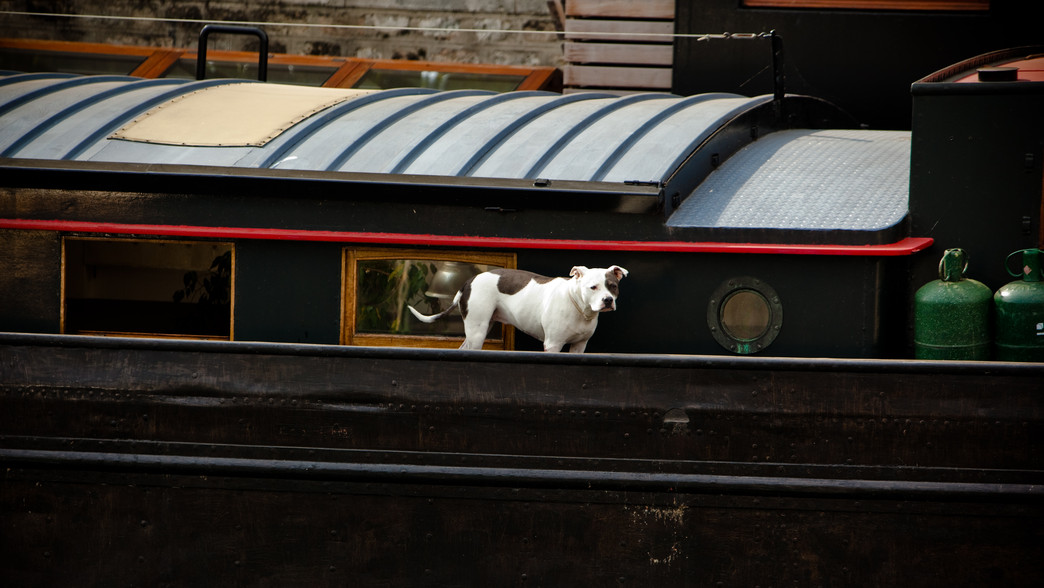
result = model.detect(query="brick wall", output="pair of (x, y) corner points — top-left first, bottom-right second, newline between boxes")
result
(0, 0), (564, 66)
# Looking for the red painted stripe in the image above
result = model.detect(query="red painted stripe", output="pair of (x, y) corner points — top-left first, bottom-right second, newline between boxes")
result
(0, 218), (934, 256)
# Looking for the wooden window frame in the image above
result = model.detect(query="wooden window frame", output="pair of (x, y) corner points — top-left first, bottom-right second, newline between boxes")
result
(333, 58), (559, 91)
(741, 0), (988, 11)
(61, 236), (235, 341)
(1, 38), (561, 92)
(0, 37), (161, 76)
(342, 247), (516, 349)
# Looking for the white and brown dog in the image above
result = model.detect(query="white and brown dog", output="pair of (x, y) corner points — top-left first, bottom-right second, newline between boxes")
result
(409, 265), (628, 352)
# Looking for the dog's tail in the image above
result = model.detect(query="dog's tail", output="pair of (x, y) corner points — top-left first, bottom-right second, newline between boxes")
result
(407, 295), (460, 324)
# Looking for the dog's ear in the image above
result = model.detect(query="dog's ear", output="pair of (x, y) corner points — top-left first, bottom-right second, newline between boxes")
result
(570, 266), (589, 279)
(609, 265), (629, 280)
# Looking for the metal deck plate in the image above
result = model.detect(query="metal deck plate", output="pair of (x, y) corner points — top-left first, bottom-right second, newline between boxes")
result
(668, 129), (911, 231)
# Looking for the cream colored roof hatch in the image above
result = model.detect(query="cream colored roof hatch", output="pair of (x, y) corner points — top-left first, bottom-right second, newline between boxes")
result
(111, 83), (374, 147)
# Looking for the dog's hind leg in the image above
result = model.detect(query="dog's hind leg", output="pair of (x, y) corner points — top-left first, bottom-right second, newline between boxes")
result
(458, 291), (498, 350)
(460, 320), (491, 350)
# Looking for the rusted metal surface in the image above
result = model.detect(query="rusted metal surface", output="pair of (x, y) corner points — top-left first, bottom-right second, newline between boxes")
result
(2, 333), (1043, 586)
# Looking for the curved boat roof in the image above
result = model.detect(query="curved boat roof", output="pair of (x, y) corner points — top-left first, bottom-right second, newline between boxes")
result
(0, 72), (910, 234)
(0, 72), (764, 184)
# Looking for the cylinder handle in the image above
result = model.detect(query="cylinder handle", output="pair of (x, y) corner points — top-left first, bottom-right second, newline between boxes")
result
(938, 248), (968, 282)
(1005, 248), (1043, 282)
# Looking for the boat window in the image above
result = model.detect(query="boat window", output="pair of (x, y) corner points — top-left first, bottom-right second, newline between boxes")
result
(707, 276), (783, 354)
(0, 39), (560, 92)
(0, 47), (147, 75)
(160, 57), (339, 86)
(353, 68), (526, 92)
(720, 290), (771, 341)
(63, 238), (234, 340)
(343, 248), (516, 349)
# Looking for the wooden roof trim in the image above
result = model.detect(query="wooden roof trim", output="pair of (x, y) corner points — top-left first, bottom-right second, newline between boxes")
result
(3, 38), (559, 92)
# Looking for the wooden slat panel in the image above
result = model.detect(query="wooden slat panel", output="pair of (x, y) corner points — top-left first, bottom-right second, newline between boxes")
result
(563, 65), (672, 89)
(565, 42), (673, 66)
(564, 19), (673, 42)
(566, 0), (675, 19)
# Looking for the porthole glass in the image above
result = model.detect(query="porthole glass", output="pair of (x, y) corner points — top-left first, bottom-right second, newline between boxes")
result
(720, 290), (771, 341)
(708, 277), (783, 354)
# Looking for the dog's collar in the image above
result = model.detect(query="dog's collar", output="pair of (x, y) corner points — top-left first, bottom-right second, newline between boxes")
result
(570, 281), (598, 321)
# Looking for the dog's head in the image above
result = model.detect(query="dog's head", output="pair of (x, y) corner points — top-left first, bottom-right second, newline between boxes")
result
(570, 265), (629, 313)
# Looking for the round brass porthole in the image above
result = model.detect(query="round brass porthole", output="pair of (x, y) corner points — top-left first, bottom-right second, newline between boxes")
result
(707, 277), (783, 354)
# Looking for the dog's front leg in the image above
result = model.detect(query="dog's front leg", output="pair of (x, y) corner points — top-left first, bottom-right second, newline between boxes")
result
(567, 340), (588, 353)
(542, 339), (566, 352)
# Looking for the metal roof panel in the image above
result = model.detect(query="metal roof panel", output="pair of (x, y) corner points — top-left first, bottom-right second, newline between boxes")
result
(466, 94), (625, 179)
(5, 78), (188, 160)
(0, 78), (137, 154)
(332, 90), (494, 173)
(598, 94), (757, 183)
(401, 93), (601, 178)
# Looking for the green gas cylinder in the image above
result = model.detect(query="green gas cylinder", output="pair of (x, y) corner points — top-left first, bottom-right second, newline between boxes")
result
(914, 248), (992, 360)
(994, 249), (1044, 362)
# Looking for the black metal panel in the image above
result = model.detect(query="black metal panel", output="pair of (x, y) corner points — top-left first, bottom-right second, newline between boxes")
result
(234, 240), (343, 344)
(673, 1), (1040, 130)
(5, 465), (1037, 587)
(0, 160), (672, 243)
(3, 333), (1041, 467)
(909, 54), (1044, 294)
(0, 157), (665, 214)
(528, 250), (900, 357)
(1, 334), (1042, 586)
(0, 229), (60, 333)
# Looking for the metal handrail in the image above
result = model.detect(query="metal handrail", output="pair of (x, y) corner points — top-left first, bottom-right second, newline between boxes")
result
(196, 24), (269, 82)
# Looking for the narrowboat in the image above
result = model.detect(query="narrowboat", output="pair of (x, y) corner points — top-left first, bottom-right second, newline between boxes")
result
(1, 40), (1042, 586)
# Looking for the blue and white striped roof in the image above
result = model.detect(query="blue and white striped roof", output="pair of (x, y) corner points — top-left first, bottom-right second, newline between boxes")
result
(0, 72), (768, 184)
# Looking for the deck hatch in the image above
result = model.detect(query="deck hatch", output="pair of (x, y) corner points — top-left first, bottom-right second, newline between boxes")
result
(111, 83), (374, 147)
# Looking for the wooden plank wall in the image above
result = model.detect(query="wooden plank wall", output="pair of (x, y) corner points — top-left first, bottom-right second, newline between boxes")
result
(562, 0), (675, 94)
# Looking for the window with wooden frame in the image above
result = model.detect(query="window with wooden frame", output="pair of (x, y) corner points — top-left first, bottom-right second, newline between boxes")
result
(62, 237), (234, 340)
(0, 38), (561, 92)
(342, 59), (539, 92)
(740, 0), (988, 10)
(160, 51), (343, 87)
(342, 248), (516, 349)
(0, 38), (160, 76)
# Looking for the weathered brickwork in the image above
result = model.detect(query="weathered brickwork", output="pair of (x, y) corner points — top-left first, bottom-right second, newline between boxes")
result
(0, 0), (564, 66)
